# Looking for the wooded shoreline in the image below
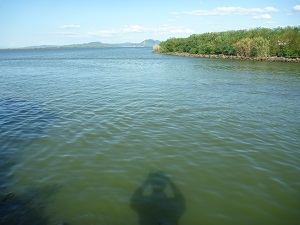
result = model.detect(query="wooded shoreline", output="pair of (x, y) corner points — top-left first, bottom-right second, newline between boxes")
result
(155, 27), (300, 62)
(157, 51), (300, 63)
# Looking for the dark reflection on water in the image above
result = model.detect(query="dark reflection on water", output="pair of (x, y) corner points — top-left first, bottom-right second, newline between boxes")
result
(0, 98), (57, 189)
(0, 99), (61, 225)
(0, 185), (61, 225)
(131, 171), (186, 225)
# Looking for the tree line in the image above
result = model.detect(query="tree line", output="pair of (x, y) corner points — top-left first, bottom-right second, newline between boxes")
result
(157, 26), (300, 57)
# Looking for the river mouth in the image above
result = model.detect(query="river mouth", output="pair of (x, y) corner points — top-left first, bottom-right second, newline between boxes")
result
(1, 48), (300, 225)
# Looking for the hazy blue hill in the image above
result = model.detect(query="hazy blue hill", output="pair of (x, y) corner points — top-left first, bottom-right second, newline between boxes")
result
(140, 39), (161, 47)
(16, 39), (161, 49)
(63, 39), (160, 48)
(24, 45), (60, 49)
(63, 42), (112, 48)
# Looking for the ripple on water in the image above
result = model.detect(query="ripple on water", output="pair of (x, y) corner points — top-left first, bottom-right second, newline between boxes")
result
(1, 48), (300, 224)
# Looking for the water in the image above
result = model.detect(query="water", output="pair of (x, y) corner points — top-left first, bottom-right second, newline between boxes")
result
(0, 48), (300, 225)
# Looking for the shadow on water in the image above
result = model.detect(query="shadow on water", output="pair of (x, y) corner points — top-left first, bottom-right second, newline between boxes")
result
(131, 171), (186, 225)
(0, 185), (62, 225)
(0, 99), (63, 224)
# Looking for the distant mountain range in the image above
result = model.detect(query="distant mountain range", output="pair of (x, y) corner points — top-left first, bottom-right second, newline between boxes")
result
(24, 39), (160, 49)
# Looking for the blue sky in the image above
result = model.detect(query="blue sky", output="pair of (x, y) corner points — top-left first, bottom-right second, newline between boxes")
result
(0, 0), (299, 48)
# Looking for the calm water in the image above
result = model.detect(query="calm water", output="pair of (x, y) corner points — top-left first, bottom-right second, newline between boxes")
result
(0, 48), (300, 225)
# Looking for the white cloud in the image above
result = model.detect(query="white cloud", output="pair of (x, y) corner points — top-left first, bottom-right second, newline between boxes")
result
(87, 29), (117, 37)
(60, 25), (80, 29)
(122, 25), (150, 33)
(216, 7), (264, 14)
(55, 31), (89, 38)
(253, 14), (272, 19)
(168, 28), (194, 34)
(293, 5), (300, 11)
(265, 7), (279, 12)
(87, 25), (194, 38)
(177, 6), (279, 16)
(87, 26), (150, 37)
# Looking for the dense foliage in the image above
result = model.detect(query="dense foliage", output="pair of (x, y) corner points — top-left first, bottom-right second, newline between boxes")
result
(158, 26), (300, 57)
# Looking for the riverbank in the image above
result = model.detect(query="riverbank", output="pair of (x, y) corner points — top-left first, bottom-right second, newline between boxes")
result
(156, 51), (300, 63)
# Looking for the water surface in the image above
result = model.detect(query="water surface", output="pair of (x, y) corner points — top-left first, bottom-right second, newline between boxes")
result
(0, 48), (300, 225)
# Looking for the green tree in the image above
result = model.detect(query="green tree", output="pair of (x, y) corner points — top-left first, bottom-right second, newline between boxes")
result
(235, 38), (253, 57)
(158, 26), (300, 57)
(253, 37), (270, 57)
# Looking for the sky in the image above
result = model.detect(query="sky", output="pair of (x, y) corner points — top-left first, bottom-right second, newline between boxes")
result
(0, 0), (299, 48)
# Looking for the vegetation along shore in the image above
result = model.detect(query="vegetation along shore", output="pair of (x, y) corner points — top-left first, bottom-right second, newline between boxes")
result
(154, 26), (300, 62)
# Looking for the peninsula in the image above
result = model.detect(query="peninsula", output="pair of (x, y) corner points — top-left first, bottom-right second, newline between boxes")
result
(154, 26), (300, 62)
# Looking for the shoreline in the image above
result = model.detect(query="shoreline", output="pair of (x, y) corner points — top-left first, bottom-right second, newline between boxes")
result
(157, 51), (300, 63)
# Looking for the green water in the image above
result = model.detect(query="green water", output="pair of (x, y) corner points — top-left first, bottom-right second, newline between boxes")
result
(0, 48), (300, 225)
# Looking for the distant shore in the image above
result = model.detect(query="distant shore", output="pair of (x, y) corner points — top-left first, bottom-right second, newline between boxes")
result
(156, 51), (300, 63)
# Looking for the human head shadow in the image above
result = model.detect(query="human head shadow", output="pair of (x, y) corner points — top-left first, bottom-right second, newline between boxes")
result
(130, 171), (186, 225)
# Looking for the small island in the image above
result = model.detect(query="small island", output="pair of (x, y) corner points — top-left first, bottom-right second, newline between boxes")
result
(154, 26), (300, 62)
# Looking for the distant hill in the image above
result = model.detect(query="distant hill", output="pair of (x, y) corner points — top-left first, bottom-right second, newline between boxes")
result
(23, 39), (160, 49)
(140, 39), (161, 47)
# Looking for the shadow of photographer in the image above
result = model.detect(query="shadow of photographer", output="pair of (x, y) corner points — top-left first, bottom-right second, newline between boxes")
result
(131, 171), (186, 225)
